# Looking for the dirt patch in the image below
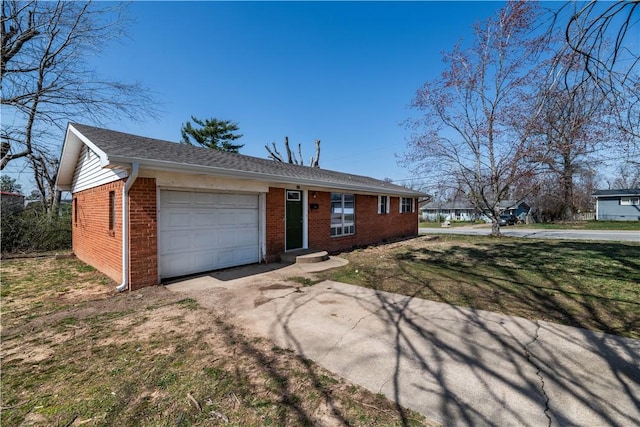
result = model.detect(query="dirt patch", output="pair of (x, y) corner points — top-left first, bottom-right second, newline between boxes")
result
(260, 283), (296, 291)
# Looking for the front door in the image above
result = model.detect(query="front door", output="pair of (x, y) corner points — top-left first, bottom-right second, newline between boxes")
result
(286, 190), (303, 250)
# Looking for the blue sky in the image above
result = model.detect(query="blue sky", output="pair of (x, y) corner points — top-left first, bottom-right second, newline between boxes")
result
(86, 1), (507, 185)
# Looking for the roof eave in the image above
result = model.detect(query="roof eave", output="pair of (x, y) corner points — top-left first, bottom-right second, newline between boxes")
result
(108, 156), (424, 197)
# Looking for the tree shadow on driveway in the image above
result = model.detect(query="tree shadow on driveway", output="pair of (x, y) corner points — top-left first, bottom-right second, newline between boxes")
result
(247, 278), (640, 427)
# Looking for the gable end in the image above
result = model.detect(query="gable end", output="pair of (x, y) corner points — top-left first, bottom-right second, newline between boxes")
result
(72, 144), (128, 193)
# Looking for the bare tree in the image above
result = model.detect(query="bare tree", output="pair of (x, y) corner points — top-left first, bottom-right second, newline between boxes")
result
(609, 163), (640, 190)
(266, 136), (321, 167)
(529, 50), (630, 220)
(556, 1), (640, 139)
(405, 2), (549, 236)
(1, 0), (158, 210)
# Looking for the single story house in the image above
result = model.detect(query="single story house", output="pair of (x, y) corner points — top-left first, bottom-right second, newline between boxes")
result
(593, 189), (640, 221)
(420, 201), (479, 222)
(56, 123), (423, 291)
(419, 199), (530, 222)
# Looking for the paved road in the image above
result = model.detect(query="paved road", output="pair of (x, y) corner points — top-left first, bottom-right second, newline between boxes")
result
(168, 262), (640, 427)
(420, 227), (640, 242)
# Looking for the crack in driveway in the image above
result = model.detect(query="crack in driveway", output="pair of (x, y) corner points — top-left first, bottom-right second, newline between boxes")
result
(524, 321), (552, 427)
(319, 308), (381, 363)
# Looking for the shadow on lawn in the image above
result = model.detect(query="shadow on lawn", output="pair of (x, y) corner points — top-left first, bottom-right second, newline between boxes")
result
(392, 240), (640, 339)
(271, 239), (640, 426)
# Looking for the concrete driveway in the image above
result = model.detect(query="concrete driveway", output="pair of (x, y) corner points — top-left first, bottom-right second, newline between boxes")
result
(167, 261), (640, 427)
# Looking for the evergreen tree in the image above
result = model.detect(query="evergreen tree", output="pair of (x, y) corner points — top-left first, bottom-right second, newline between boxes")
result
(180, 116), (244, 152)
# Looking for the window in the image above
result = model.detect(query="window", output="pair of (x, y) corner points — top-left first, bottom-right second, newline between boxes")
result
(73, 198), (78, 226)
(400, 197), (414, 213)
(109, 191), (116, 231)
(378, 195), (389, 214)
(287, 190), (301, 201)
(330, 193), (355, 236)
(620, 197), (640, 206)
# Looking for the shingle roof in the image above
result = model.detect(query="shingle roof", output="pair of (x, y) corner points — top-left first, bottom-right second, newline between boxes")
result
(593, 189), (640, 197)
(65, 123), (423, 196)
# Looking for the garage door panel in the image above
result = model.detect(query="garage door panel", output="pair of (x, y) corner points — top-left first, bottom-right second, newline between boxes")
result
(194, 212), (218, 227)
(194, 231), (218, 250)
(162, 232), (192, 253)
(218, 193), (258, 208)
(235, 246), (259, 263)
(236, 228), (259, 245)
(163, 211), (194, 229)
(164, 190), (192, 205)
(194, 192), (219, 206)
(159, 190), (260, 278)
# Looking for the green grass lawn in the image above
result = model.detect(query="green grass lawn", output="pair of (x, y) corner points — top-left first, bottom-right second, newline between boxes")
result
(321, 235), (640, 339)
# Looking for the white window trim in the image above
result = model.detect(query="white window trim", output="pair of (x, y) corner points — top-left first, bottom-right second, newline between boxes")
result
(400, 197), (415, 213)
(620, 197), (640, 206)
(331, 193), (355, 237)
(378, 195), (390, 214)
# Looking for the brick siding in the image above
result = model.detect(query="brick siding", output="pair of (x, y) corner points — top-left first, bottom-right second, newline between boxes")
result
(127, 178), (158, 290)
(265, 188), (285, 261)
(75, 183), (417, 290)
(308, 191), (417, 253)
(267, 188), (418, 259)
(72, 180), (124, 283)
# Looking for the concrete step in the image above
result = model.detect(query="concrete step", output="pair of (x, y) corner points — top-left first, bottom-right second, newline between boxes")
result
(281, 249), (329, 264)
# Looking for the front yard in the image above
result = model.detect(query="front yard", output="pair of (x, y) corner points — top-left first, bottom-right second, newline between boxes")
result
(1, 258), (431, 427)
(320, 235), (640, 339)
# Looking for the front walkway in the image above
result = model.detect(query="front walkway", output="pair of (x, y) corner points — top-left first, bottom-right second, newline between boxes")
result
(167, 263), (640, 427)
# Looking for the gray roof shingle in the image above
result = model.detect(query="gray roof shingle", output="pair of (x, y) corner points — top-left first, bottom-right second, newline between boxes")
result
(70, 123), (422, 196)
(593, 189), (640, 197)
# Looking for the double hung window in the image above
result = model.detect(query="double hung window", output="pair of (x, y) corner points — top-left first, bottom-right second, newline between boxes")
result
(331, 193), (355, 236)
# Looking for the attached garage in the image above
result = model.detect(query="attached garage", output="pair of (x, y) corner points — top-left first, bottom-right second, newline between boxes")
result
(159, 190), (260, 279)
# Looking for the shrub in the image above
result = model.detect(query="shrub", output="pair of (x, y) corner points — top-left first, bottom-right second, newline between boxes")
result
(1, 207), (71, 253)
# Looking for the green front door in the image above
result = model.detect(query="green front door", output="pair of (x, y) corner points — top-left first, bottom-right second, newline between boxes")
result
(286, 190), (303, 250)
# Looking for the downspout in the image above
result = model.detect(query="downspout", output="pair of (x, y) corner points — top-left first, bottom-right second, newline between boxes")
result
(116, 162), (139, 292)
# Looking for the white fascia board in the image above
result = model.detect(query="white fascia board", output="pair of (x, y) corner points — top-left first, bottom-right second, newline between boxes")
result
(55, 124), (113, 191)
(68, 124), (110, 167)
(108, 156), (425, 197)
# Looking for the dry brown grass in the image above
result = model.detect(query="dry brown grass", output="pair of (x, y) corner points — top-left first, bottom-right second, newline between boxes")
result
(1, 257), (434, 426)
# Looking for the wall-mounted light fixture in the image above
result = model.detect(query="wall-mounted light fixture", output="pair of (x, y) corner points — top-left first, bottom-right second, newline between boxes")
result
(312, 192), (317, 198)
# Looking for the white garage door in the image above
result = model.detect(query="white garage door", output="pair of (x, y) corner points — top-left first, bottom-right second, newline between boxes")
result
(159, 190), (260, 278)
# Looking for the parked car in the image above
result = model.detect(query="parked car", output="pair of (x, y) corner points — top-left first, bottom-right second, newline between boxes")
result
(499, 214), (517, 226)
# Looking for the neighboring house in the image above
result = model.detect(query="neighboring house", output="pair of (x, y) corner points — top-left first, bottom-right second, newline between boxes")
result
(420, 199), (530, 222)
(56, 123), (424, 291)
(420, 201), (479, 222)
(499, 200), (530, 220)
(1, 191), (25, 215)
(593, 189), (640, 221)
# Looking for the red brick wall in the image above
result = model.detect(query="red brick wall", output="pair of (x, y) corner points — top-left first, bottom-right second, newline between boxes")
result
(72, 180), (124, 283)
(73, 178), (159, 290)
(266, 187), (285, 261)
(128, 178), (158, 290)
(308, 192), (418, 253)
(266, 188), (418, 258)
